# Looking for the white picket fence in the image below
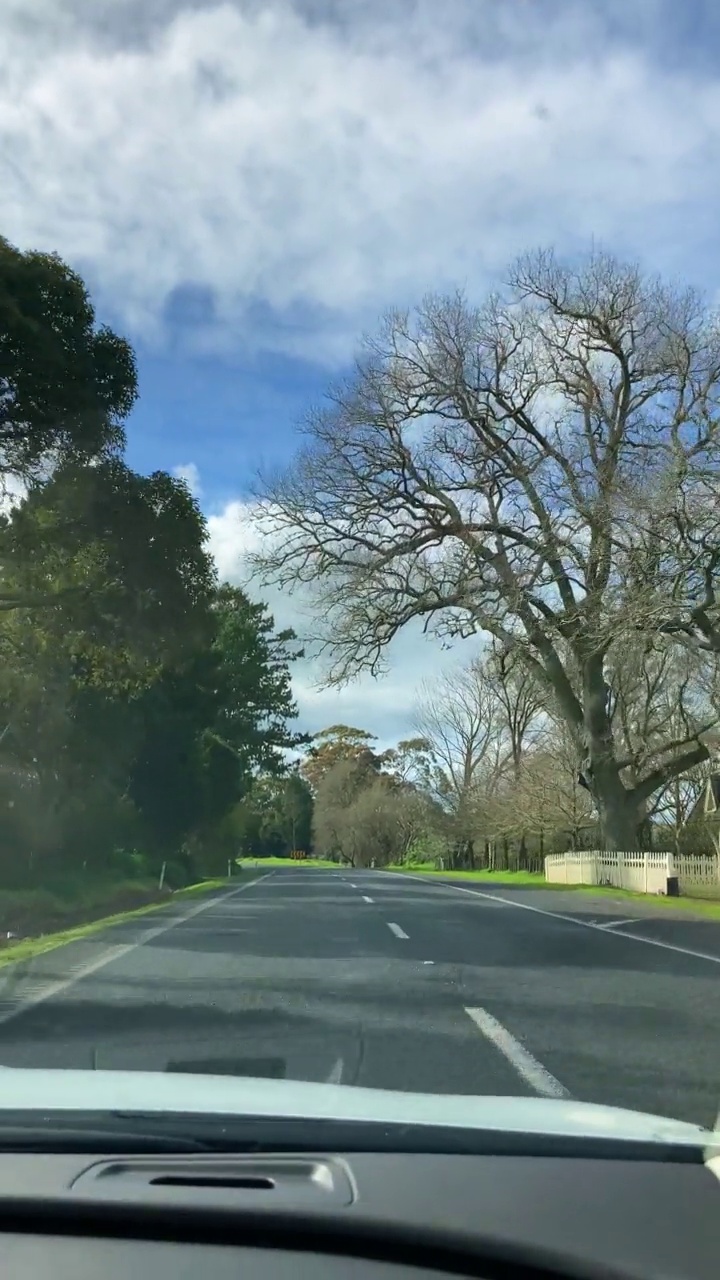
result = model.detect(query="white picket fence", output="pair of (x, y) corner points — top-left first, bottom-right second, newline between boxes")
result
(544, 850), (720, 897)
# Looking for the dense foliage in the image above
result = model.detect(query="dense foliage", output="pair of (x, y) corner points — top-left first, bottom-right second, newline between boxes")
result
(0, 239), (304, 892)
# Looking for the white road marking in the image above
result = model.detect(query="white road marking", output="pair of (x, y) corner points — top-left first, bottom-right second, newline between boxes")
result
(362, 895), (374, 903)
(387, 922), (409, 939)
(465, 1007), (569, 1099)
(326, 1057), (344, 1084)
(392, 873), (720, 967)
(422, 960), (434, 965)
(349, 883), (357, 889)
(0, 873), (276, 1026)
(597, 918), (638, 930)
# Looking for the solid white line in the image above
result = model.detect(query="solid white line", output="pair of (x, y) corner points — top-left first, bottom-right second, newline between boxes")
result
(362, 895), (374, 903)
(465, 1007), (569, 1099)
(392, 873), (720, 967)
(387, 922), (409, 939)
(0, 873), (276, 1026)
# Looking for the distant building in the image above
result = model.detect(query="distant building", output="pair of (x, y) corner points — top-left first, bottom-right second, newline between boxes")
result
(683, 774), (720, 855)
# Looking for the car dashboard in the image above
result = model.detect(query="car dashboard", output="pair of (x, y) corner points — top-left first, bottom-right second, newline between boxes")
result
(0, 1145), (718, 1280)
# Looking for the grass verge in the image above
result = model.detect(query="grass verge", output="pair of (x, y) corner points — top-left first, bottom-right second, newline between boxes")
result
(237, 856), (339, 869)
(173, 877), (236, 896)
(388, 866), (720, 918)
(386, 866), (546, 886)
(534, 881), (720, 918)
(0, 877), (237, 971)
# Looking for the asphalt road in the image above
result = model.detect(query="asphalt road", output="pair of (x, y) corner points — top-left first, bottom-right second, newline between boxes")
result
(0, 867), (719, 1127)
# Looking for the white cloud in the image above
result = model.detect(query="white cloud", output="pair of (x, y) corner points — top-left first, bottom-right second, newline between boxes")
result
(0, 474), (27, 516)
(172, 462), (203, 497)
(6, 0), (719, 741)
(1, 1), (719, 363)
(206, 496), (483, 744)
(207, 498), (265, 579)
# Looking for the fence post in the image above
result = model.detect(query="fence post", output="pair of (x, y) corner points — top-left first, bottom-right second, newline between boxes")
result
(158, 861), (167, 891)
(644, 851), (648, 895)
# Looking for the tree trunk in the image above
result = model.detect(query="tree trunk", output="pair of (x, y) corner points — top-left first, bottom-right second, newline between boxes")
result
(595, 789), (641, 850)
(518, 832), (527, 870)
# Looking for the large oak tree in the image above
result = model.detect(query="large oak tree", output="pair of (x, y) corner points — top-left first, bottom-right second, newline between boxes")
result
(255, 249), (720, 849)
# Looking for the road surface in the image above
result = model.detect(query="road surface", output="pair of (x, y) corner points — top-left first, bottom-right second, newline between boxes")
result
(0, 867), (718, 1127)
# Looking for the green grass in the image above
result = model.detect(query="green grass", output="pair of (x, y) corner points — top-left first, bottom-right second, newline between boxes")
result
(387, 865), (546, 886)
(387, 865), (720, 917)
(536, 881), (720, 918)
(173, 877), (236, 896)
(0, 898), (174, 970)
(237, 856), (340, 868)
(0, 878), (239, 970)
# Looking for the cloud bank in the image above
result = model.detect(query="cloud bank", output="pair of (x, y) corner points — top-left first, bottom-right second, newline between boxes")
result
(3, 0), (719, 365)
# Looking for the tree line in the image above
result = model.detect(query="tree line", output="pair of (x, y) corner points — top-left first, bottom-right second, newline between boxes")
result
(298, 645), (717, 872)
(0, 236), (306, 892)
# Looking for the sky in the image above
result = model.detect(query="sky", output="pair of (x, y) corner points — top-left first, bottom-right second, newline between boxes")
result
(3, 0), (720, 745)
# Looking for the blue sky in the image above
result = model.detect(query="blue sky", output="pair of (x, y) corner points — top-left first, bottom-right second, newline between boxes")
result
(3, 0), (720, 743)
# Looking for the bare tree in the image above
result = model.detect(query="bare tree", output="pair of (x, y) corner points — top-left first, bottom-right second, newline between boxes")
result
(312, 757), (428, 866)
(312, 756), (374, 865)
(411, 656), (505, 865)
(414, 659), (502, 799)
(255, 249), (720, 849)
(411, 650), (546, 866)
(500, 730), (596, 853)
(485, 646), (547, 777)
(483, 645), (548, 863)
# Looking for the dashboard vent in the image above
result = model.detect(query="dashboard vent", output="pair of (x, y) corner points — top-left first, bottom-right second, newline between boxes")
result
(150, 1174), (275, 1190)
(71, 1155), (355, 1206)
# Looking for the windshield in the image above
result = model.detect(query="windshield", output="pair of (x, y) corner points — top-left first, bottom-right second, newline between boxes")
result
(0, 0), (719, 1146)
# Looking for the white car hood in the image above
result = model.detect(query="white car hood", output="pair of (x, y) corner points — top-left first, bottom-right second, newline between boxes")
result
(0, 1068), (712, 1146)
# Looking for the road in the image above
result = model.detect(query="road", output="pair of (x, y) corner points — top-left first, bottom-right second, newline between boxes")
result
(0, 867), (719, 1127)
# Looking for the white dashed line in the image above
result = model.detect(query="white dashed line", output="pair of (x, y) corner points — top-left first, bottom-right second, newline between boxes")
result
(596, 918), (638, 930)
(465, 1006), (569, 1099)
(387, 922), (409, 939)
(362, 895), (374, 903)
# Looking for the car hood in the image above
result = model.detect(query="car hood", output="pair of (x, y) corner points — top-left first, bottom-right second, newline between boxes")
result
(0, 1068), (713, 1146)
